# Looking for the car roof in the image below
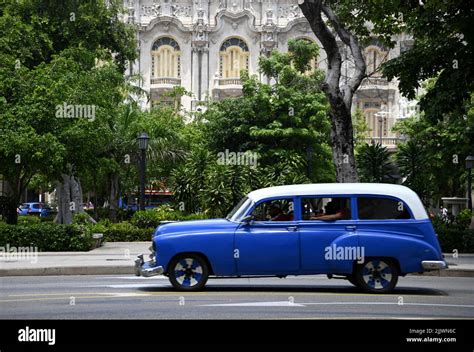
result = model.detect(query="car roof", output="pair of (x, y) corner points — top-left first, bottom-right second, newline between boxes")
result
(247, 183), (429, 220)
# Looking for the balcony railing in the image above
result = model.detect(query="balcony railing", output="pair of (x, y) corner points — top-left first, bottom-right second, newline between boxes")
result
(151, 77), (181, 85)
(218, 78), (242, 86)
(360, 77), (394, 89)
(358, 137), (403, 146)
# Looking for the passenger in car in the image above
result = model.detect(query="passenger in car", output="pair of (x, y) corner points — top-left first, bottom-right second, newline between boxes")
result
(268, 204), (291, 221)
(311, 198), (349, 221)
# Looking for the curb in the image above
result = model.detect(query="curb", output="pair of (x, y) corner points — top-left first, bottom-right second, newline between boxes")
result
(0, 265), (135, 277)
(412, 269), (474, 278)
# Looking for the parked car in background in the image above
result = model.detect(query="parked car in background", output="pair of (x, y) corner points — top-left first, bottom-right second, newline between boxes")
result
(135, 183), (447, 293)
(17, 202), (51, 217)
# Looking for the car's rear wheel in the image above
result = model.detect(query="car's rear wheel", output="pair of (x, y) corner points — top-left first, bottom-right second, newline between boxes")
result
(354, 258), (398, 293)
(168, 254), (209, 291)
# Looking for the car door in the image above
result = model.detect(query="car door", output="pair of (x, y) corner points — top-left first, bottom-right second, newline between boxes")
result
(234, 197), (300, 275)
(298, 196), (359, 273)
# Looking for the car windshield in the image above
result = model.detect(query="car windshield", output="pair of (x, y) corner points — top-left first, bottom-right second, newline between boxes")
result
(19, 204), (29, 209)
(226, 196), (252, 222)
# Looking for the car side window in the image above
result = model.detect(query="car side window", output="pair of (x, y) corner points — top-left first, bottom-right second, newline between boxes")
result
(301, 197), (351, 221)
(357, 197), (411, 219)
(252, 199), (294, 222)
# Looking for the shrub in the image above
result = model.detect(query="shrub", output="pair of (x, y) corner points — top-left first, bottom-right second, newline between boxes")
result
(17, 216), (42, 225)
(103, 222), (154, 242)
(131, 205), (208, 229)
(436, 228), (474, 253)
(433, 210), (474, 253)
(0, 223), (95, 251)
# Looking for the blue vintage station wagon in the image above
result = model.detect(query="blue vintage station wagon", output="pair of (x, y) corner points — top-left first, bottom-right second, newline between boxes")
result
(135, 183), (447, 293)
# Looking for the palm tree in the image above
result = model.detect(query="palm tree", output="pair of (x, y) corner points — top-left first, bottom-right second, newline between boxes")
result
(357, 143), (396, 183)
(395, 140), (432, 203)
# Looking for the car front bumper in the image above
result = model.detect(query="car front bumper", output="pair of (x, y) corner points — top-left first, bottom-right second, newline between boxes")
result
(134, 254), (164, 277)
(421, 260), (448, 271)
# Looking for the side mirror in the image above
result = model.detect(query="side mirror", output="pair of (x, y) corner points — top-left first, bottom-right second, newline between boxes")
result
(241, 215), (254, 224)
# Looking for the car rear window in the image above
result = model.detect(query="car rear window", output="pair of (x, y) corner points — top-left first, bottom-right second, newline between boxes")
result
(32, 204), (41, 209)
(357, 197), (411, 220)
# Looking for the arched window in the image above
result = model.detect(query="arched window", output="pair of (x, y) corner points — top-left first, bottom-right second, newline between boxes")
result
(219, 37), (250, 78)
(365, 47), (385, 76)
(151, 37), (181, 80)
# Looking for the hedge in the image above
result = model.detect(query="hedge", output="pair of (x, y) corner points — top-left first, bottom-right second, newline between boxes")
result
(131, 207), (208, 229)
(436, 228), (474, 253)
(102, 222), (154, 242)
(0, 223), (95, 251)
(432, 210), (474, 253)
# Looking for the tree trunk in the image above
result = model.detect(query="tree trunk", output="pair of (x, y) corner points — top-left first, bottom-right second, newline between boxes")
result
(93, 175), (98, 220)
(329, 95), (358, 182)
(300, 0), (366, 182)
(55, 174), (72, 225)
(108, 172), (119, 222)
(55, 173), (95, 225)
(4, 195), (19, 225)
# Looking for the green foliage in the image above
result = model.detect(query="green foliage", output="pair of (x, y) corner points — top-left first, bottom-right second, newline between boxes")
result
(171, 39), (333, 216)
(288, 39), (320, 74)
(131, 205), (208, 229)
(356, 143), (397, 183)
(353, 108), (371, 144)
(435, 228), (474, 253)
(395, 139), (434, 204)
(331, 0), (473, 121)
(0, 0), (137, 224)
(455, 209), (473, 230)
(102, 222), (154, 242)
(0, 223), (95, 251)
(433, 210), (474, 252)
(392, 95), (474, 202)
(16, 216), (42, 225)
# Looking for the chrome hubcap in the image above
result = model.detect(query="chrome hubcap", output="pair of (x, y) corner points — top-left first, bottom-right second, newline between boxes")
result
(362, 260), (392, 289)
(174, 258), (203, 287)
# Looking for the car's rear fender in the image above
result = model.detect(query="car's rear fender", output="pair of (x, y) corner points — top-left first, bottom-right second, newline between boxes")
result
(358, 232), (442, 274)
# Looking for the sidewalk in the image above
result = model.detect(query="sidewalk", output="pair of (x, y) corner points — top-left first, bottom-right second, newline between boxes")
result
(418, 253), (474, 278)
(1, 242), (473, 277)
(0, 242), (149, 276)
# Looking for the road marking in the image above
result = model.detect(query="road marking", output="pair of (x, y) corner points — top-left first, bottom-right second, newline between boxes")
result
(99, 276), (168, 280)
(201, 301), (305, 307)
(99, 283), (169, 288)
(199, 301), (474, 309)
(8, 292), (145, 297)
(301, 302), (474, 308)
(2, 292), (151, 303)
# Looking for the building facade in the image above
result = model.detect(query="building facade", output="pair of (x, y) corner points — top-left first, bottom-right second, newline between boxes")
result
(125, 0), (418, 148)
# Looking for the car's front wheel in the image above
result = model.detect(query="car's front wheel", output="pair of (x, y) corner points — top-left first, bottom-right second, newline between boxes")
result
(168, 254), (209, 291)
(354, 258), (399, 293)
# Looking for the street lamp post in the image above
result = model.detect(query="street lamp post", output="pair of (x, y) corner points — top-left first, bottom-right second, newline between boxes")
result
(466, 156), (474, 211)
(374, 111), (390, 146)
(137, 132), (149, 211)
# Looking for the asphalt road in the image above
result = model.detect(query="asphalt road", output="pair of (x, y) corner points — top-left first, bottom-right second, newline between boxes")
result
(1, 275), (473, 319)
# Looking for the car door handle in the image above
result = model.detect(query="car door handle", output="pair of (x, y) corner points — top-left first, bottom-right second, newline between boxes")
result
(287, 226), (298, 232)
(345, 225), (357, 231)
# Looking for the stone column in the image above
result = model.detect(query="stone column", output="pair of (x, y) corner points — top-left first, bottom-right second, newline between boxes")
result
(191, 7), (209, 106)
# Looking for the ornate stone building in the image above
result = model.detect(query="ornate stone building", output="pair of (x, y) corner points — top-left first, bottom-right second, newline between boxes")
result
(125, 0), (418, 147)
